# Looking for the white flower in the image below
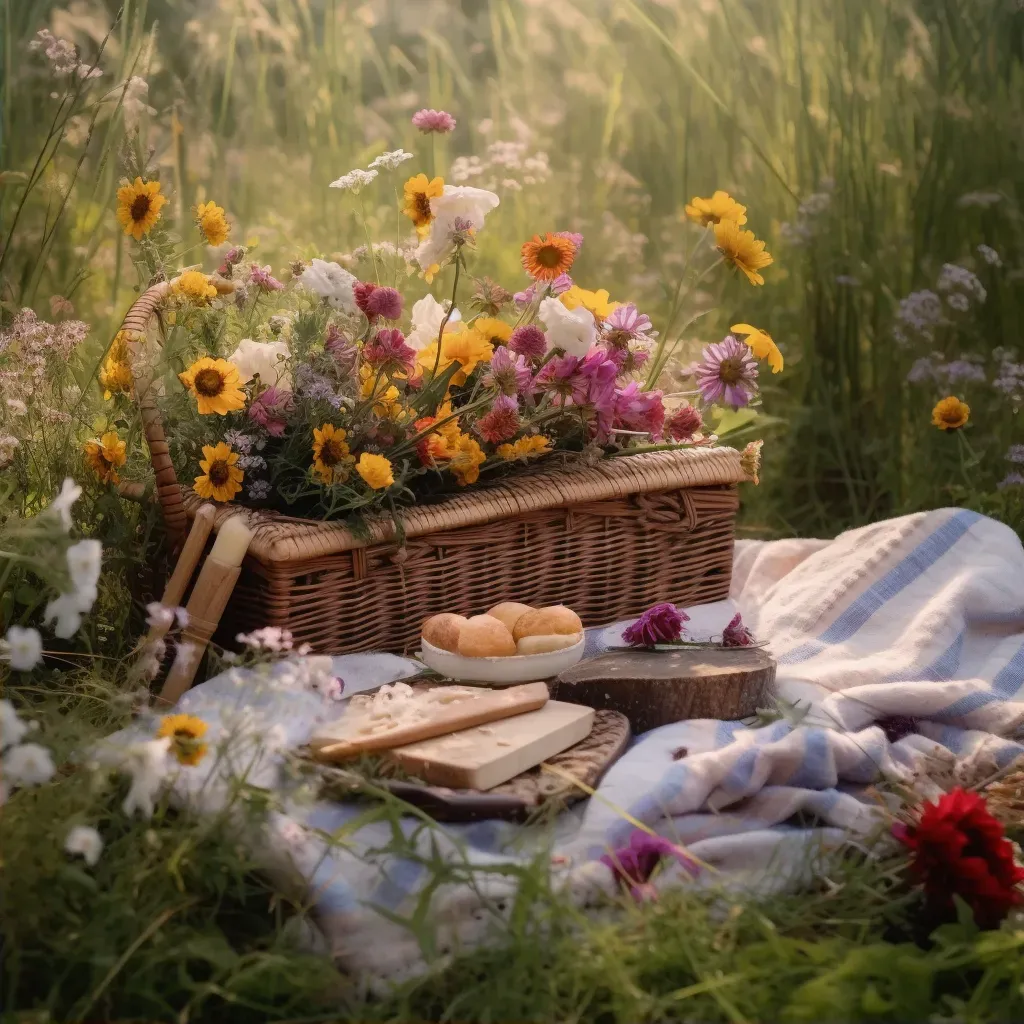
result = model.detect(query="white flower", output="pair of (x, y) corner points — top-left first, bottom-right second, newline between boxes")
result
(299, 258), (358, 313)
(415, 185), (500, 271)
(3, 626), (43, 672)
(6, 397), (26, 416)
(227, 337), (292, 389)
(110, 75), (155, 131)
(328, 168), (378, 193)
(66, 539), (102, 602)
(538, 296), (597, 357)
(406, 293), (462, 351)
(369, 149), (415, 171)
(174, 607), (190, 628)
(145, 602), (175, 630)
(43, 593), (84, 639)
(121, 738), (170, 819)
(0, 699), (28, 750)
(49, 478), (82, 531)
(65, 824), (103, 866)
(3, 742), (56, 786)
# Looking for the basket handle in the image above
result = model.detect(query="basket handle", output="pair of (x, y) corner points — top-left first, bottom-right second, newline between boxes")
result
(118, 282), (189, 551)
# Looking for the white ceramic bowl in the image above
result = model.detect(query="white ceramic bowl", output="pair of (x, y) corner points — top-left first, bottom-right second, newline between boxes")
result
(419, 635), (585, 685)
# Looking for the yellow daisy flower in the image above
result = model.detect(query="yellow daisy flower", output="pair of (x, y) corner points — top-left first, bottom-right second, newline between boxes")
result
(472, 317), (513, 348)
(416, 324), (493, 386)
(193, 442), (244, 502)
(359, 365), (402, 417)
(931, 396), (970, 431)
(684, 190), (748, 227)
(312, 423), (355, 485)
(83, 430), (127, 485)
(731, 323), (784, 374)
(560, 285), (620, 321)
(448, 433), (486, 486)
(496, 435), (552, 462)
(356, 452), (394, 490)
(157, 713), (209, 767)
(195, 200), (230, 247)
(116, 177), (167, 240)
(170, 270), (218, 306)
(402, 173), (445, 237)
(714, 219), (774, 286)
(178, 357), (246, 415)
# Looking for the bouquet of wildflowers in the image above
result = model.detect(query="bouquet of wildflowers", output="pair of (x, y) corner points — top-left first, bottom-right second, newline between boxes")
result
(101, 112), (779, 521)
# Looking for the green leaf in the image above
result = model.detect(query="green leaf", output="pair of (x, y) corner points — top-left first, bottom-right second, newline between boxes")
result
(712, 406), (759, 437)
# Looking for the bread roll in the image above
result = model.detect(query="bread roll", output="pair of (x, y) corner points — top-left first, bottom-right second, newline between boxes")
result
(457, 615), (517, 658)
(486, 601), (535, 634)
(513, 605), (583, 642)
(516, 633), (581, 656)
(421, 613), (468, 653)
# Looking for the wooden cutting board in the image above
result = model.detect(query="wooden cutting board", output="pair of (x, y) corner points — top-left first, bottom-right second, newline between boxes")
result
(388, 701), (596, 790)
(311, 681), (549, 761)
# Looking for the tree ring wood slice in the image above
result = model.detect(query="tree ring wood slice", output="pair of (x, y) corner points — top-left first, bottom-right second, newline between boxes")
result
(550, 647), (776, 734)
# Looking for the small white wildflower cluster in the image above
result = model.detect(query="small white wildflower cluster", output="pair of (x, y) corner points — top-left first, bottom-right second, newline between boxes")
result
(368, 149), (415, 171)
(1, 699), (55, 805)
(450, 136), (551, 192)
(230, 629), (343, 701)
(29, 28), (102, 79)
(328, 168), (378, 193)
(236, 625), (310, 655)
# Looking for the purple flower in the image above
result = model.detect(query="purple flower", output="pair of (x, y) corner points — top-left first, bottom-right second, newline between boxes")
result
(613, 381), (666, 439)
(600, 829), (700, 901)
(604, 303), (654, 345)
(363, 327), (415, 371)
(484, 346), (533, 396)
(366, 286), (403, 321)
(509, 323), (548, 360)
(1006, 445), (1024, 465)
(535, 354), (588, 406)
(666, 404), (703, 442)
(555, 231), (584, 252)
(942, 359), (986, 384)
(622, 602), (688, 646)
(248, 263), (284, 292)
(295, 365), (344, 410)
(513, 282), (541, 307)
(248, 386), (294, 437)
(721, 612), (755, 647)
(998, 472), (1024, 490)
(579, 348), (619, 439)
(411, 108), (456, 134)
(696, 336), (759, 408)
(324, 325), (357, 372)
(550, 273), (574, 296)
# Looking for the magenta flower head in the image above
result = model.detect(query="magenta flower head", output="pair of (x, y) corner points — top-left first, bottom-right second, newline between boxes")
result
(579, 347), (618, 411)
(622, 602), (688, 646)
(550, 273), (574, 296)
(722, 612), (755, 647)
(248, 263), (284, 292)
(555, 231), (584, 253)
(324, 324), (358, 373)
(513, 282), (540, 307)
(666, 404), (703, 442)
(484, 346), (533, 395)
(411, 108), (456, 134)
(363, 327), (415, 372)
(248, 386), (294, 438)
(366, 286), (403, 321)
(696, 335), (759, 408)
(600, 829), (700, 901)
(536, 354), (588, 405)
(604, 303), (653, 346)
(509, 323), (548, 360)
(613, 381), (666, 440)
(475, 393), (521, 444)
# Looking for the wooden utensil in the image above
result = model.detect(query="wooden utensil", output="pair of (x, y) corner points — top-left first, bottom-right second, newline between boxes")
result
(389, 700), (595, 791)
(312, 681), (550, 761)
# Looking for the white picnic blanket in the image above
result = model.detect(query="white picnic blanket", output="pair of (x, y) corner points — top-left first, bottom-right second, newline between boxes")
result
(128, 507), (1024, 983)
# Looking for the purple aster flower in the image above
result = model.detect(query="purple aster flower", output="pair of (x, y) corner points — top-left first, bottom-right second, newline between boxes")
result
(362, 327), (415, 371)
(613, 381), (666, 439)
(622, 602), (688, 646)
(535, 354), (588, 405)
(600, 829), (700, 901)
(484, 346), (533, 395)
(248, 263), (284, 291)
(665, 404), (703, 442)
(721, 612), (755, 647)
(578, 347), (619, 439)
(248, 386), (294, 437)
(604, 303), (654, 345)
(696, 336), (759, 408)
(550, 273), (574, 296)
(411, 108), (456, 134)
(509, 323), (548, 360)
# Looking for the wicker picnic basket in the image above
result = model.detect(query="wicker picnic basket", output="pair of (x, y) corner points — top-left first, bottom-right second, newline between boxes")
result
(120, 283), (756, 655)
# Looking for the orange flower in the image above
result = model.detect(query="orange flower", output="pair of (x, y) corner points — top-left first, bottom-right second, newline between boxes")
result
(521, 233), (577, 281)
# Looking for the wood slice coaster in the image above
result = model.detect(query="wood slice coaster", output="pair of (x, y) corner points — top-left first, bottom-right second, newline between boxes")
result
(550, 647), (776, 734)
(311, 709), (631, 823)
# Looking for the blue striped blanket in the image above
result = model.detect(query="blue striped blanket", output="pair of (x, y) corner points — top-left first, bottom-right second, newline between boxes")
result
(123, 507), (1024, 983)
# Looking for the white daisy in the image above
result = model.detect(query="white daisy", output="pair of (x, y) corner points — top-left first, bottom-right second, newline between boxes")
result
(3, 626), (43, 672)
(65, 824), (104, 866)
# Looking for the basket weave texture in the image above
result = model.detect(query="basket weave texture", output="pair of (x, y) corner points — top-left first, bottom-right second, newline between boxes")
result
(121, 283), (753, 654)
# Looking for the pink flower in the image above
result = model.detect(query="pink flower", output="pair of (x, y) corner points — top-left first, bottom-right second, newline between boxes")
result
(353, 281), (377, 317)
(696, 336), (759, 408)
(248, 386), (293, 437)
(555, 231), (584, 252)
(411, 108), (456, 134)
(363, 328), (415, 371)
(613, 381), (666, 439)
(509, 324), (548, 360)
(604, 303), (653, 345)
(248, 264), (283, 291)
(476, 394), (520, 443)
(324, 325), (357, 372)
(366, 287), (402, 321)
(484, 347), (533, 395)
(535, 354), (588, 405)
(622, 602), (688, 646)
(600, 829), (700, 901)
(722, 613), (755, 647)
(513, 282), (543, 307)
(550, 273), (574, 296)
(579, 347), (619, 439)
(666, 404), (703, 442)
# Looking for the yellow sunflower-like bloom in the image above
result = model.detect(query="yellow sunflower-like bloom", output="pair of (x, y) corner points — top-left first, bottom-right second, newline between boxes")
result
(731, 323), (784, 374)
(157, 713), (209, 766)
(402, 173), (445, 237)
(116, 177), (167, 240)
(312, 423), (355, 485)
(931, 396), (970, 431)
(83, 430), (127, 484)
(560, 285), (620, 321)
(416, 324), (493, 386)
(179, 357), (246, 415)
(195, 200), (230, 247)
(714, 219), (774, 286)
(193, 442), (244, 502)
(448, 433), (486, 486)
(356, 452), (394, 490)
(170, 270), (219, 306)
(496, 435), (553, 462)
(684, 190), (748, 227)
(472, 317), (513, 348)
